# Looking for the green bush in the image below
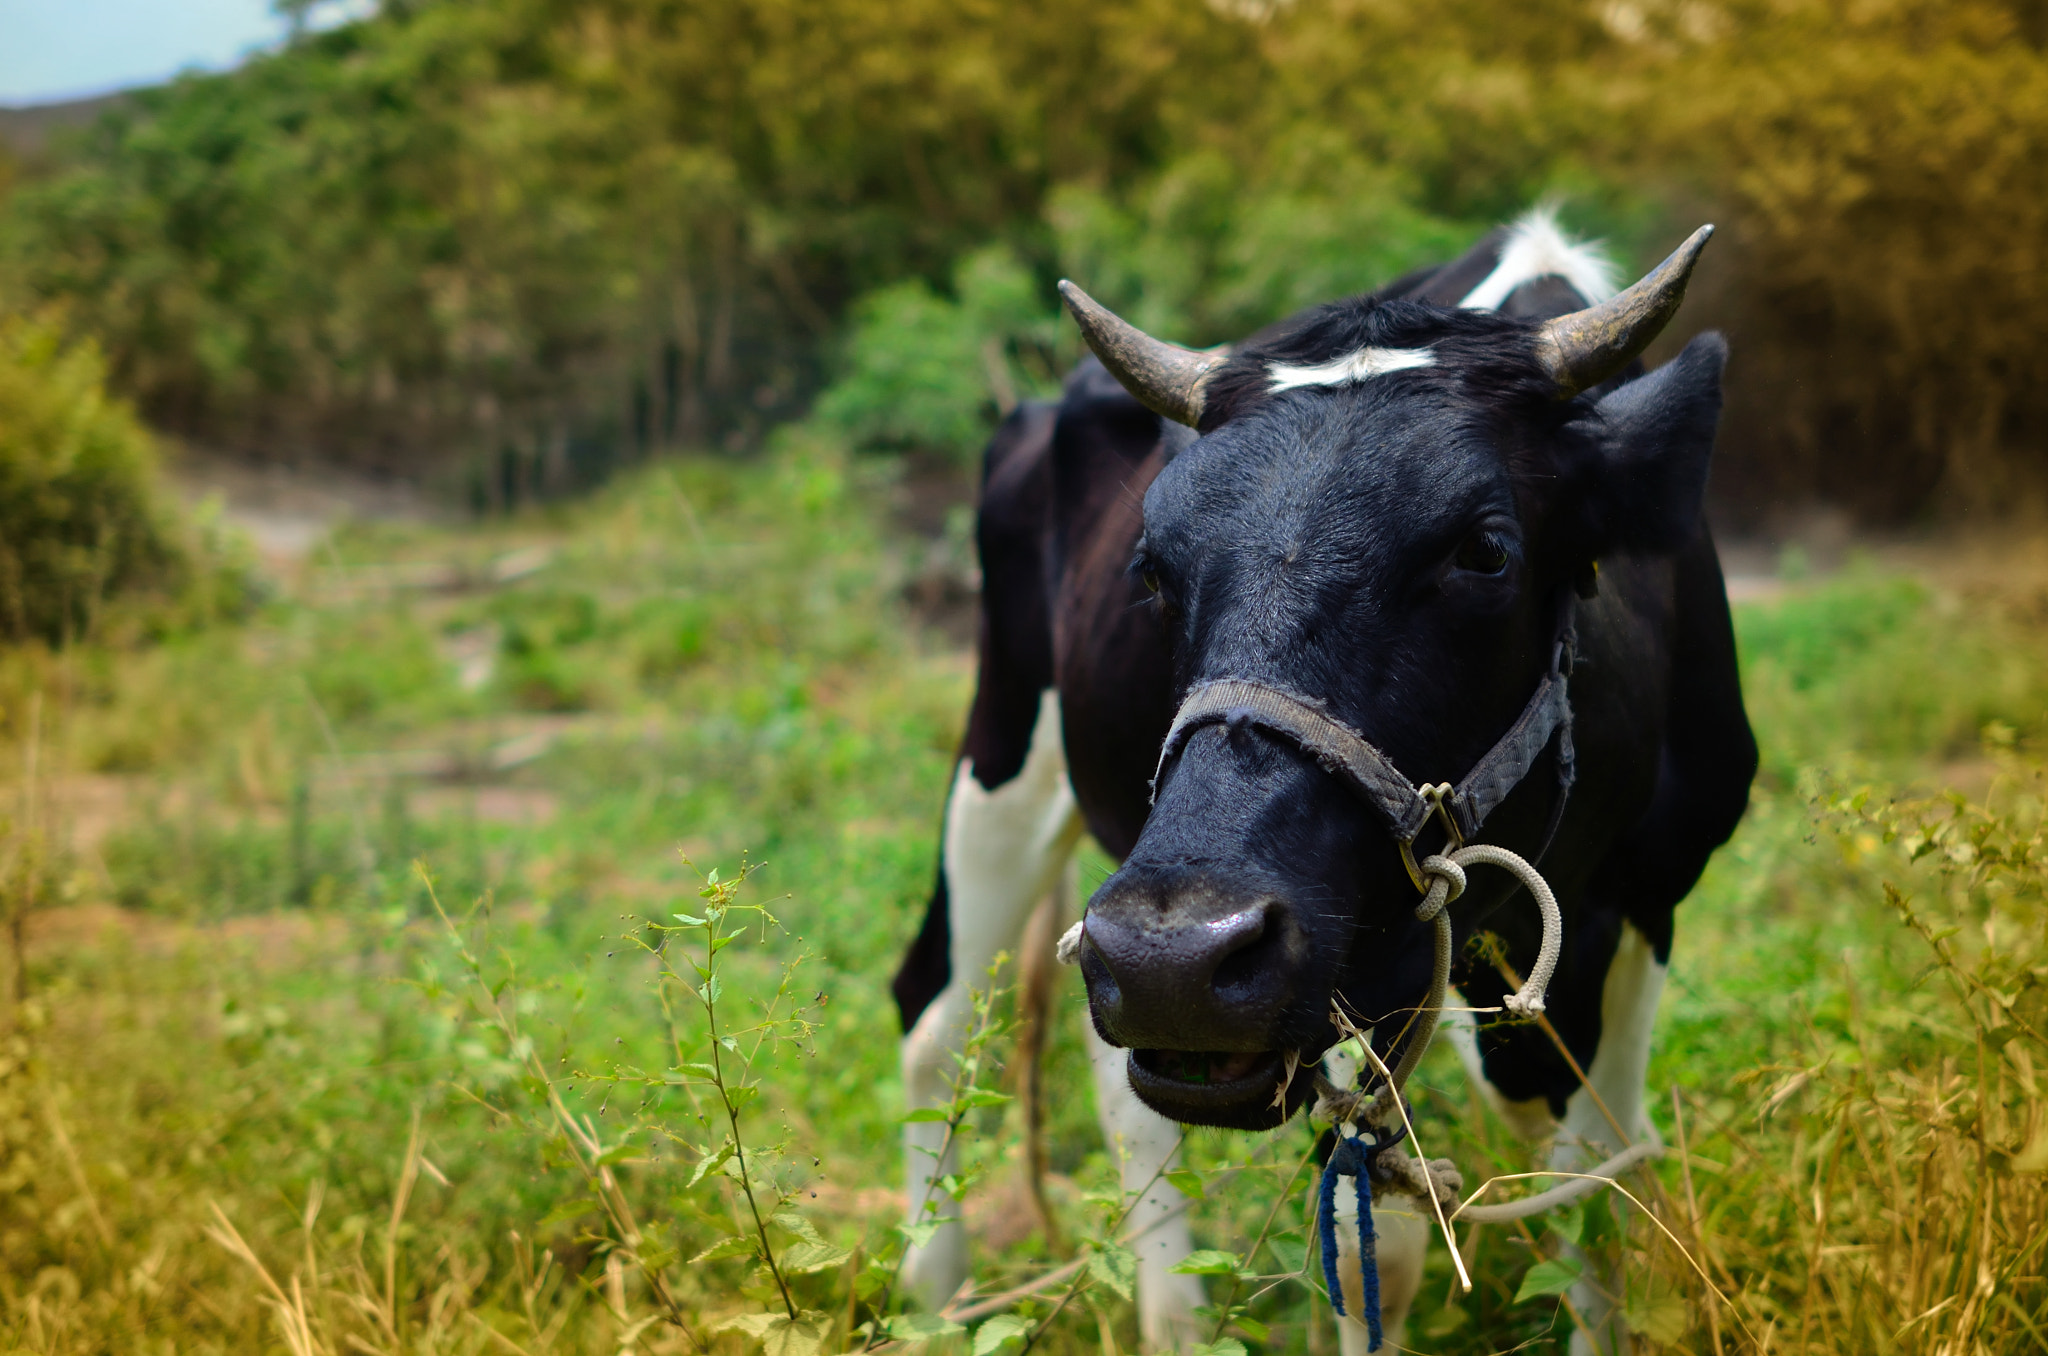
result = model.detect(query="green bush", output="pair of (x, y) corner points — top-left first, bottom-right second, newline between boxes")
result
(816, 244), (1067, 461)
(1047, 144), (1485, 346)
(0, 314), (182, 645)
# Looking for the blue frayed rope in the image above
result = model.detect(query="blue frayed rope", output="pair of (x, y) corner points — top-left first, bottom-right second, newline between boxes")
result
(1319, 1122), (1405, 1352)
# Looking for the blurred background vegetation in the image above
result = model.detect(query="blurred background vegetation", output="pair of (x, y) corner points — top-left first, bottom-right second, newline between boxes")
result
(4, 1), (2048, 1351)
(2, 0), (2045, 521)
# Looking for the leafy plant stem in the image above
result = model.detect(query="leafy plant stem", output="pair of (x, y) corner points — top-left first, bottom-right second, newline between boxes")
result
(862, 965), (1012, 1346)
(702, 905), (799, 1321)
(1205, 1139), (1318, 1343)
(1011, 1129), (1187, 1356)
(418, 863), (706, 1352)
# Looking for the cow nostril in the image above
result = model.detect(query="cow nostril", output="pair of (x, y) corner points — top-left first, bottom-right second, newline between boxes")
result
(1210, 902), (1279, 996)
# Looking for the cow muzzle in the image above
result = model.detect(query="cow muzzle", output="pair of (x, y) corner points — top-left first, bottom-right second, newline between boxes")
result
(1077, 872), (1319, 1128)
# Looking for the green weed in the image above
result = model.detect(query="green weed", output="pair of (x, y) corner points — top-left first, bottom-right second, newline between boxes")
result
(0, 450), (2046, 1351)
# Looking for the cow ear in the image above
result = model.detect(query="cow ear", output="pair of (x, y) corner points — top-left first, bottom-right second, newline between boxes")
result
(1572, 332), (1727, 555)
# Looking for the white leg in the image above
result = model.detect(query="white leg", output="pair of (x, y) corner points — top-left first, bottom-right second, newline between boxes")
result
(1318, 1041), (1431, 1356)
(1086, 1024), (1205, 1350)
(1552, 921), (1666, 1356)
(902, 691), (1085, 1311)
(1331, 1193), (1430, 1356)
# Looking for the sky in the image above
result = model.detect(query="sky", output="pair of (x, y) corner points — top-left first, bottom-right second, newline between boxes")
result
(0, 0), (372, 106)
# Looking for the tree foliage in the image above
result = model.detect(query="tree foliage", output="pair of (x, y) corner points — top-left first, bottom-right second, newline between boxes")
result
(0, 0), (2044, 517)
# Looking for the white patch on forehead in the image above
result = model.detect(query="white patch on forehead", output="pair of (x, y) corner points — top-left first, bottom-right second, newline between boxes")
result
(1266, 345), (1436, 393)
(1458, 205), (1619, 312)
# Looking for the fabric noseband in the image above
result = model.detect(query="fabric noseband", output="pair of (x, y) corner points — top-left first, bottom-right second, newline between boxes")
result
(1152, 599), (1577, 849)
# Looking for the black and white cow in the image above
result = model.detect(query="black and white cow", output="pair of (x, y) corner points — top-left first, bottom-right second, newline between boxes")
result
(893, 210), (1757, 1353)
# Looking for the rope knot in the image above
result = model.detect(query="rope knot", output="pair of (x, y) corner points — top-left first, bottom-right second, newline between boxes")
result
(1414, 854), (1465, 921)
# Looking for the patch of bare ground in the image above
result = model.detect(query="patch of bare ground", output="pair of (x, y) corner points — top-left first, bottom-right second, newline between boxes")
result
(406, 784), (560, 826)
(1916, 757), (1998, 801)
(803, 1170), (1082, 1256)
(25, 900), (348, 968)
(163, 443), (436, 567)
(1719, 507), (2048, 601)
(887, 450), (981, 644)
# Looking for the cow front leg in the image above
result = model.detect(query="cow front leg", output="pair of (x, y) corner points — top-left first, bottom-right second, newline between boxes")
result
(1330, 1195), (1431, 1356)
(1316, 1043), (1433, 1356)
(901, 690), (1085, 1312)
(1553, 920), (1666, 1356)
(1085, 1025), (1206, 1351)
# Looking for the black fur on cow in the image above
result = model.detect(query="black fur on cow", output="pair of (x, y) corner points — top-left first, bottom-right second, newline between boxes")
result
(894, 225), (1757, 1137)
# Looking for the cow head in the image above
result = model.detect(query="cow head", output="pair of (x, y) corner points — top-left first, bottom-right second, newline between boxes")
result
(1065, 229), (1727, 1129)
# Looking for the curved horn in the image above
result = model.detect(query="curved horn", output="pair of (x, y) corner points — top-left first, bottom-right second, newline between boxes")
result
(1058, 281), (1228, 427)
(1535, 225), (1714, 397)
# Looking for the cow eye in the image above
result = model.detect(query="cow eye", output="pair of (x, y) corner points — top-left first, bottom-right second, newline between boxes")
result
(1138, 562), (1162, 594)
(1454, 530), (1513, 576)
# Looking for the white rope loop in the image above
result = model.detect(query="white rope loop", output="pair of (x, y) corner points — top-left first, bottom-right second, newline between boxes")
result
(1434, 843), (1561, 1017)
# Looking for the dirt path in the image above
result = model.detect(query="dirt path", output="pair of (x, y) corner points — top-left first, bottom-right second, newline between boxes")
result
(165, 446), (437, 566)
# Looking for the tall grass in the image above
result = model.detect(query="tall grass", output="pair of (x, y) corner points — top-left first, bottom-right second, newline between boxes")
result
(1, 455), (2047, 1351)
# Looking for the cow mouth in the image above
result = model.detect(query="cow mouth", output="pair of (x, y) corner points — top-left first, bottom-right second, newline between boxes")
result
(1126, 1048), (1303, 1129)
(1136, 1049), (1274, 1085)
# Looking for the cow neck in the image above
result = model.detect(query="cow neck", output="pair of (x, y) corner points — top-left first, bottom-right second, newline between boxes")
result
(1152, 586), (1578, 864)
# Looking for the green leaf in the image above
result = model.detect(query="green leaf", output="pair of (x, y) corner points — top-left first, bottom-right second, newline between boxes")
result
(673, 913), (708, 926)
(1168, 1249), (1243, 1276)
(687, 1139), (736, 1187)
(595, 1142), (638, 1166)
(1624, 1293), (1689, 1345)
(780, 1240), (853, 1274)
(1162, 1169), (1205, 1198)
(958, 1088), (1012, 1109)
(1088, 1243), (1137, 1300)
(1185, 1341), (1246, 1356)
(692, 1234), (758, 1263)
(1234, 1316), (1270, 1342)
(902, 1107), (952, 1123)
(772, 1211), (827, 1246)
(637, 1240), (679, 1272)
(1546, 1201), (1584, 1247)
(898, 1220), (944, 1249)
(717, 1310), (831, 1356)
(1514, 1257), (1584, 1303)
(770, 1315), (829, 1356)
(536, 1197), (598, 1230)
(1267, 1237), (1308, 1274)
(973, 1314), (1032, 1355)
(886, 1313), (965, 1343)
